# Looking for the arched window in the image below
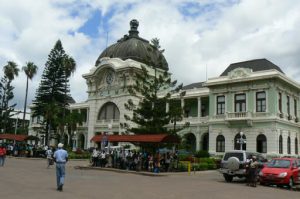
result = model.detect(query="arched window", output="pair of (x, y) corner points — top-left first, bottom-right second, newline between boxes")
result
(184, 133), (196, 152)
(287, 136), (291, 154)
(279, 135), (283, 154)
(256, 134), (267, 153)
(98, 102), (120, 120)
(216, 135), (225, 152)
(234, 133), (246, 150)
(295, 137), (298, 155)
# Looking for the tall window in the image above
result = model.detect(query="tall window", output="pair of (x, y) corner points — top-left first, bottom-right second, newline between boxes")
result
(287, 96), (290, 116)
(217, 95), (225, 115)
(287, 136), (291, 154)
(279, 135), (283, 154)
(216, 135), (225, 152)
(294, 99), (297, 117)
(295, 137), (298, 155)
(256, 91), (266, 112)
(279, 92), (282, 113)
(98, 102), (120, 120)
(257, 134), (267, 153)
(235, 94), (246, 112)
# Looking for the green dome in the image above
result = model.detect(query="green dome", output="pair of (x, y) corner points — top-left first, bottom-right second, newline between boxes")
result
(96, 19), (169, 71)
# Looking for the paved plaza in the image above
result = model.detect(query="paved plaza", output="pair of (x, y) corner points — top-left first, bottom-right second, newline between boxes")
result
(0, 157), (299, 199)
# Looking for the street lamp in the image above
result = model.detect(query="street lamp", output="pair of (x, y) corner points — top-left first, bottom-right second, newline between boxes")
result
(72, 131), (77, 151)
(237, 132), (246, 150)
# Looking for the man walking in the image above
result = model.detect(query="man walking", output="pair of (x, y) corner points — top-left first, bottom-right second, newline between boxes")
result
(53, 143), (68, 191)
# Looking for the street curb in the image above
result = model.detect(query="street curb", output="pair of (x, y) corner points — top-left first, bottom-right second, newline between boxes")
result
(74, 166), (167, 177)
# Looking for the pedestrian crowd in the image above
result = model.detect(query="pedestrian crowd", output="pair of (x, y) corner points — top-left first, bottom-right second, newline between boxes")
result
(90, 148), (179, 173)
(0, 142), (49, 158)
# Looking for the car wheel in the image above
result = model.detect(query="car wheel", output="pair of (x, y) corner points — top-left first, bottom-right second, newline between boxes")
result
(224, 174), (233, 182)
(288, 177), (294, 189)
(259, 181), (266, 186)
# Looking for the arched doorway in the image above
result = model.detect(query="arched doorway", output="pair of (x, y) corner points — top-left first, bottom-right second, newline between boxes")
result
(256, 134), (267, 153)
(78, 134), (85, 149)
(234, 133), (246, 150)
(183, 133), (196, 152)
(202, 133), (209, 151)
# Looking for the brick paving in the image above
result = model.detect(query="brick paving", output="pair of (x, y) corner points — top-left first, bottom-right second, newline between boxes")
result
(0, 157), (299, 199)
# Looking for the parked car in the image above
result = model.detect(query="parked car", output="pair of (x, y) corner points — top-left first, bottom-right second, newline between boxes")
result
(219, 150), (266, 182)
(259, 158), (300, 188)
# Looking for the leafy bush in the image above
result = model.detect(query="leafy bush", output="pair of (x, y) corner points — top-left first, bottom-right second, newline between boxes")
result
(194, 150), (210, 158)
(68, 151), (90, 159)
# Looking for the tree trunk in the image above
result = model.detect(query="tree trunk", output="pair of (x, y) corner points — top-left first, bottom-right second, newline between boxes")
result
(45, 120), (50, 146)
(22, 76), (29, 130)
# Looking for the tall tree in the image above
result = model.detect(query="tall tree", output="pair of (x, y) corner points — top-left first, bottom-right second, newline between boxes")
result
(33, 40), (75, 145)
(0, 61), (19, 132)
(22, 62), (38, 129)
(123, 39), (183, 135)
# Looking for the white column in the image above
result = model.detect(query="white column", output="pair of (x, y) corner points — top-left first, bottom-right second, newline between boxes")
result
(166, 102), (169, 113)
(196, 132), (201, 151)
(198, 97), (201, 118)
(87, 101), (96, 148)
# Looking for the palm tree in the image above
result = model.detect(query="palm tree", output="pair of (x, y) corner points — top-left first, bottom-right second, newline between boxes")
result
(1, 61), (19, 132)
(4, 61), (19, 80)
(22, 62), (38, 129)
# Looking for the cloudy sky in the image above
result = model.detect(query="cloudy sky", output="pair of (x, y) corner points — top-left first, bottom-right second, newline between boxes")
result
(1, 0), (300, 110)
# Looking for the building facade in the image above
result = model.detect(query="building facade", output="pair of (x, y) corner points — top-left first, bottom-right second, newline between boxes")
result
(29, 20), (300, 156)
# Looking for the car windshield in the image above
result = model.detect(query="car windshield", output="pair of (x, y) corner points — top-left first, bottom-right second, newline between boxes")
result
(268, 159), (291, 168)
(223, 153), (243, 161)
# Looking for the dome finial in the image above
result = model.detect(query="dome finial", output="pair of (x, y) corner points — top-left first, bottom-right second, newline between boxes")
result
(129, 19), (139, 37)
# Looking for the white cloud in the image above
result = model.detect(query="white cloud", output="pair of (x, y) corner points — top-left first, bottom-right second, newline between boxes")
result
(1, 0), (300, 110)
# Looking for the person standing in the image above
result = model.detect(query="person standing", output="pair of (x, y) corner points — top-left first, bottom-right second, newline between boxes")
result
(0, 144), (7, 166)
(53, 143), (68, 191)
(46, 147), (53, 168)
(249, 156), (259, 187)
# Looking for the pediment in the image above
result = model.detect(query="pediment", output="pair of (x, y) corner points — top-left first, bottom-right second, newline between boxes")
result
(229, 68), (252, 79)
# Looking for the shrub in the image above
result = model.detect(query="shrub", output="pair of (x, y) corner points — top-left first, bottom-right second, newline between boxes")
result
(68, 151), (90, 159)
(194, 150), (210, 158)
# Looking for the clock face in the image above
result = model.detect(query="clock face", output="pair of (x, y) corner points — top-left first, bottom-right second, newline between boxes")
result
(106, 72), (114, 85)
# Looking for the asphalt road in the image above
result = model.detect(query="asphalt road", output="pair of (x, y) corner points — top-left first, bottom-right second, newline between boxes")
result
(0, 157), (299, 199)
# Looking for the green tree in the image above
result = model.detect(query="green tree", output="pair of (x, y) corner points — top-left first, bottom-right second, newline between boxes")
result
(22, 62), (38, 130)
(64, 110), (84, 146)
(33, 40), (75, 145)
(0, 61), (19, 133)
(123, 39), (183, 135)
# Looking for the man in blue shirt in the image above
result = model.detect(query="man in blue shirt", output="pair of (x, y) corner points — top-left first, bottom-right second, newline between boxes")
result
(53, 143), (68, 191)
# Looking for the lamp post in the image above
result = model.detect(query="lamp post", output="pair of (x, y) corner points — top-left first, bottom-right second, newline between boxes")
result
(72, 131), (77, 151)
(237, 132), (246, 150)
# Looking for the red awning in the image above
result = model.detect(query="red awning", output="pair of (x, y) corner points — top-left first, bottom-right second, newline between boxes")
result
(91, 134), (180, 143)
(0, 134), (28, 141)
